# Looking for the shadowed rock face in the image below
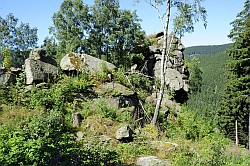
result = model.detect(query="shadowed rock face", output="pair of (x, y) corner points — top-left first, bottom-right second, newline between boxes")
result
(24, 48), (58, 85)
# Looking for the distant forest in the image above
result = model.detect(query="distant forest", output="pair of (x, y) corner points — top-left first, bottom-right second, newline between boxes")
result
(184, 43), (232, 57)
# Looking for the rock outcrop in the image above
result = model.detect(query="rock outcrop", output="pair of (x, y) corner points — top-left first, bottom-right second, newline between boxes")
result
(136, 156), (171, 166)
(143, 32), (189, 110)
(60, 53), (117, 74)
(148, 32), (189, 93)
(116, 124), (134, 141)
(0, 67), (21, 85)
(24, 48), (58, 85)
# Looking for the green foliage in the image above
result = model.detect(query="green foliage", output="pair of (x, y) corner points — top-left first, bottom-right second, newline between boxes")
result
(95, 98), (117, 120)
(167, 106), (214, 141)
(172, 133), (230, 166)
(219, 0), (250, 145)
(0, 111), (72, 165)
(117, 142), (154, 163)
(186, 52), (230, 123)
(186, 56), (203, 93)
(184, 44), (232, 57)
(93, 61), (114, 84)
(173, 1), (207, 37)
(1, 47), (12, 68)
(51, 0), (147, 69)
(28, 74), (94, 111)
(0, 13), (38, 67)
(128, 73), (152, 100)
(113, 68), (130, 87)
(0, 110), (121, 166)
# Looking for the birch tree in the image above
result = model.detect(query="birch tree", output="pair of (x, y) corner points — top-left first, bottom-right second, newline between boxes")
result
(135, 0), (207, 126)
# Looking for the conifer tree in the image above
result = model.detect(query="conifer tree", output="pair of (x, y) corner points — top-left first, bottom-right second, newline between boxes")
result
(219, 0), (250, 145)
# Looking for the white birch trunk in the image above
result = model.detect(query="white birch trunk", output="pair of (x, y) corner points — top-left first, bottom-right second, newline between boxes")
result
(151, 0), (171, 126)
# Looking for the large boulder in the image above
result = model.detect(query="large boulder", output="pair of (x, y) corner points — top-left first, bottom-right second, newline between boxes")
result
(24, 48), (58, 85)
(136, 156), (171, 166)
(116, 124), (134, 141)
(60, 53), (117, 74)
(25, 59), (58, 85)
(0, 68), (15, 85)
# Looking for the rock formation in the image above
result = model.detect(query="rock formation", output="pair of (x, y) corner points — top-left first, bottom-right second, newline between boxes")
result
(143, 32), (189, 110)
(0, 67), (21, 85)
(116, 124), (134, 141)
(24, 48), (58, 85)
(136, 156), (171, 166)
(60, 52), (117, 74)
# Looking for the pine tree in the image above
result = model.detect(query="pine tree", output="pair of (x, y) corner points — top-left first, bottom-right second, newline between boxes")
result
(219, 0), (250, 145)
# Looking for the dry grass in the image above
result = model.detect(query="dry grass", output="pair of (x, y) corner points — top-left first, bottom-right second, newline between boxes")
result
(0, 105), (41, 129)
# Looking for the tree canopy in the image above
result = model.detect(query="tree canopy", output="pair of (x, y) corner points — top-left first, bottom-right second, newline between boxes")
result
(219, 0), (250, 145)
(50, 0), (147, 69)
(0, 13), (38, 67)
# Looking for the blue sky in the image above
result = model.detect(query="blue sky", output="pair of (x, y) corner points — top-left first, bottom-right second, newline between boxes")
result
(0, 0), (247, 47)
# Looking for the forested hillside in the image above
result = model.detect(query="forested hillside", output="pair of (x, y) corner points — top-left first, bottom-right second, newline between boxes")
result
(186, 52), (231, 123)
(184, 43), (231, 57)
(0, 0), (250, 165)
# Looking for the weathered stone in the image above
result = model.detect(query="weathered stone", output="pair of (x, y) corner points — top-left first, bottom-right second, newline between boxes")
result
(25, 59), (58, 85)
(136, 156), (171, 166)
(0, 68), (21, 85)
(29, 48), (46, 60)
(116, 124), (134, 141)
(72, 112), (82, 127)
(151, 141), (178, 152)
(0, 69), (15, 85)
(165, 68), (184, 91)
(60, 53), (117, 74)
(146, 93), (182, 112)
(29, 48), (57, 66)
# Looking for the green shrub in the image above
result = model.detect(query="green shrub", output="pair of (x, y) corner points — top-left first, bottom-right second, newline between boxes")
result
(96, 98), (117, 120)
(27, 74), (94, 111)
(117, 142), (154, 163)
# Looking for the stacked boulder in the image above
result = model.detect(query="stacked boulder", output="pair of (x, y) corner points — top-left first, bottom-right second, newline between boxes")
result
(145, 31), (189, 111)
(24, 48), (58, 85)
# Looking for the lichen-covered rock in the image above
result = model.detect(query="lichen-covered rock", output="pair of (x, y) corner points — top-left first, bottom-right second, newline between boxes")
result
(94, 82), (139, 111)
(99, 135), (112, 142)
(136, 156), (171, 166)
(60, 53), (117, 74)
(0, 69), (15, 85)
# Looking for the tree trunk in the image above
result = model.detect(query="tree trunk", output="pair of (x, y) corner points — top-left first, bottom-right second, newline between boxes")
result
(151, 0), (171, 126)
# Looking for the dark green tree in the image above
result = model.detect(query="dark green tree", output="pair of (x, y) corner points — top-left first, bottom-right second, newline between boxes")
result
(219, 0), (250, 145)
(187, 56), (203, 93)
(85, 0), (147, 68)
(51, 0), (147, 69)
(50, 0), (90, 59)
(0, 13), (38, 67)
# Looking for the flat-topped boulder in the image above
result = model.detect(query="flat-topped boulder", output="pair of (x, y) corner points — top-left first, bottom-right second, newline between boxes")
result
(60, 53), (117, 74)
